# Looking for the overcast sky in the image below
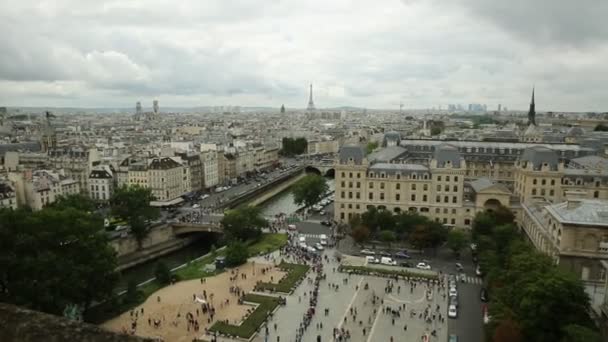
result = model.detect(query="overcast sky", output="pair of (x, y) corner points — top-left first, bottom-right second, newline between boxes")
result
(1, 0), (606, 111)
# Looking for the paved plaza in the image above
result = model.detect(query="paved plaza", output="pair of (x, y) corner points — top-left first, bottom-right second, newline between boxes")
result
(252, 248), (448, 342)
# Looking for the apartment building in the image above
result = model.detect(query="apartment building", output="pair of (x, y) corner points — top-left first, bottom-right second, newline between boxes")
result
(89, 165), (115, 202)
(9, 169), (79, 210)
(0, 180), (17, 209)
(48, 147), (100, 195)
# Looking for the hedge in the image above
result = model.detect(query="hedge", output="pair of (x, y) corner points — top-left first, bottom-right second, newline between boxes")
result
(254, 261), (310, 293)
(208, 293), (281, 338)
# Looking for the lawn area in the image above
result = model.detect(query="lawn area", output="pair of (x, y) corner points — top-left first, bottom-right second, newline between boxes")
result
(339, 265), (438, 280)
(208, 293), (281, 339)
(85, 233), (288, 324)
(254, 261), (310, 293)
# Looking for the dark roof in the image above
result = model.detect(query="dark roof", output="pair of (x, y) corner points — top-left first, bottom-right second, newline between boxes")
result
(434, 144), (462, 168)
(89, 169), (112, 179)
(339, 145), (366, 164)
(520, 146), (559, 170)
(0, 142), (41, 156)
(149, 157), (182, 170)
(367, 146), (407, 163)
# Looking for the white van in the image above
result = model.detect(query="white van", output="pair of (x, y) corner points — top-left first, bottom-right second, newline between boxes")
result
(299, 236), (306, 243)
(380, 257), (397, 266)
(366, 256), (379, 264)
(320, 234), (328, 246)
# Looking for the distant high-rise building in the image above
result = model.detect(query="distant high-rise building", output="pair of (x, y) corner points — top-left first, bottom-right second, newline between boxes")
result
(498, 104), (502, 112)
(306, 84), (316, 111)
(135, 101), (142, 115)
(527, 88), (536, 126)
(280, 104), (285, 114)
(153, 100), (159, 114)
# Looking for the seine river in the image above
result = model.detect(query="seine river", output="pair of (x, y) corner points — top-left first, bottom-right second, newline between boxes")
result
(117, 178), (333, 290)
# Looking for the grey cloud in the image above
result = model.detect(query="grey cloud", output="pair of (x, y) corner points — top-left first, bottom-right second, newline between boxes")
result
(456, 0), (608, 48)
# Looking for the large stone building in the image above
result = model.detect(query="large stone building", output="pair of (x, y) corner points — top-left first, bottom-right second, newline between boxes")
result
(521, 198), (608, 282)
(48, 147), (100, 195)
(334, 144), (474, 227)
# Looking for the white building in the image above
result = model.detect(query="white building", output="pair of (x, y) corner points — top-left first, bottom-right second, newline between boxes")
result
(89, 165), (115, 202)
(9, 170), (80, 210)
(201, 150), (219, 188)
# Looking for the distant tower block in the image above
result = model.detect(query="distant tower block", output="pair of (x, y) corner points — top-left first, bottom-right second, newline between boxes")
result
(135, 101), (142, 115)
(306, 84), (316, 111)
(498, 104), (502, 112)
(153, 100), (159, 114)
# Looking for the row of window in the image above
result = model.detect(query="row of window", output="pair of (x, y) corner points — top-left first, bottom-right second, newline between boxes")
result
(340, 191), (459, 203)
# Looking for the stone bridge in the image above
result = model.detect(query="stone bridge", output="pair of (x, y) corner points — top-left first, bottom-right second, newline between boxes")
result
(170, 221), (223, 235)
(304, 161), (335, 177)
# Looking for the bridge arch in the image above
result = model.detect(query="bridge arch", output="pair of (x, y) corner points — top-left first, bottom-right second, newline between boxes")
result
(305, 166), (322, 175)
(324, 168), (335, 178)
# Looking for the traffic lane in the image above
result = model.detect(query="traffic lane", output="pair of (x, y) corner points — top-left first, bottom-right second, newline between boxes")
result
(448, 283), (484, 342)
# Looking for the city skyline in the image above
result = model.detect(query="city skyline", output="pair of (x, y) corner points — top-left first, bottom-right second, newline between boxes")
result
(0, 1), (607, 111)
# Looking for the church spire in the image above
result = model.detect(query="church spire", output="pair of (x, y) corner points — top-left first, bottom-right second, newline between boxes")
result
(307, 84), (316, 111)
(527, 87), (536, 126)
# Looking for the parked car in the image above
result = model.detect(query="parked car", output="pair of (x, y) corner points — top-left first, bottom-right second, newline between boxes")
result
(449, 295), (458, 308)
(321, 221), (331, 226)
(449, 287), (458, 297)
(416, 262), (431, 270)
(379, 250), (392, 257)
(455, 263), (464, 272)
(200, 194), (210, 200)
(480, 288), (489, 302)
(360, 249), (375, 256)
(476, 265), (483, 276)
(448, 305), (458, 318)
(315, 243), (324, 251)
(192, 204), (200, 209)
(394, 251), (411, 259)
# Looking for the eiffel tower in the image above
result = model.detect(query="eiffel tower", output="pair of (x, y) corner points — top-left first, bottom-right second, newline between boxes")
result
(306, 84), (316, 111)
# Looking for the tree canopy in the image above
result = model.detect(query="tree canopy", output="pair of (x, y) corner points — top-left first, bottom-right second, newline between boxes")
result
(594, 124), (608, 132)
(366, 141), (379, 154)
(447, 229), (469, 255)
(225, 240), (249, 267)
(280, 137), (308, 156)
(221, 206), (266, 241)
(0, 206), (118, 315)
(291, 174), (328, 208)
(110, 185), (159, 247)
(50, 193), (97, 212)
(472, 206), (598, 341)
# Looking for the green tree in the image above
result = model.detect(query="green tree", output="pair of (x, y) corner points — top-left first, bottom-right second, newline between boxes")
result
(492, 205), (516, 225)
(394, 211), (427, 238)
(594, 124), (608, 132)
(408, 223), (447, 251)
(351, 225), (370, 244)
(110, 185), (159, 248)
(280, 137), (308, 156)
(0, 207), (117, 315)
(560, 324), (602, 342)
(51, 194), (97, 212)
(430, 127), (442, 135)
(472, 211), (496, 240)
(225, 240), (249, 267)
(154, 262), (172, 285)
(221, 206), (266, 241)
(494, 318), (524, 342)
(378, 230), (396, 246)
(447, 229), (469, 255)
(366, 141), (379, 154)
(292, 174), (328, 209)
